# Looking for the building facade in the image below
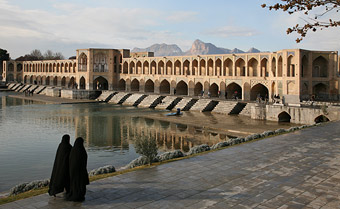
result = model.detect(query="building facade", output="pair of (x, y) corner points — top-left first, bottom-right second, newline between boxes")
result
(2, 48), (339, 103)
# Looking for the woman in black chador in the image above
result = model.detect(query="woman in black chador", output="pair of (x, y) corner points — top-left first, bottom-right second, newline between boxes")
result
(66, 137), (89, 202)
(48, 134), (72, 197)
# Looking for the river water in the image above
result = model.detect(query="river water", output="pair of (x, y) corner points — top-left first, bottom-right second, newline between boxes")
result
(0, 92), (293, 193)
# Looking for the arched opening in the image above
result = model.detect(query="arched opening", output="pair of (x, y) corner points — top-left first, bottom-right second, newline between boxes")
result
(209, 83), (219, 97)
(235, 58), (245, 76)
(194, 82), (203, 96)
(151, 61), (156, 74)
(199, 59), (206, 76)
(278, 56), (283, 77)
(271, 57), (276, 77)
(192, 60), (198, 76)
(16, 74), (22, 83)
(118, 79), (126, 91)
(160, 80), (170, 94)
(224, 58), (233, 76)
(166, 61), (172, 75)
(53, 77), (58, 86)
(61, 77), (66, 87)
(46, 76), (50, 85)
(226, 83), (242, 99)
(175, 60), (181, 75)
(79, 77), (86, 89)
(131, 79), (140, 92)
(248, 58), (258, 77)
(68, 77), (75, 88)
(287, 55), (295, 77)
(93, 76), (108, 90)
(8, 63), (14, 72)
(278, 111), (291, 122)
(250, 83), (269, 101)
(312, 56), (328, 77)
(176, 81), (188, 95)
(207, 59), (213, 76)
(183, 60), (190, 75)
(6, 74), (14, 82)
(123, 62), (128, 74)
(129, 62), (135, 74)
(78, 53), (87, 72)
(260, 58), (268, 77)
(301, 55), (308, 77)
(215, 59), (222, 76)
(17, 64), (22, 72)
(136, 61), (142, 74)
(145, 79), (154, 93)
(314, 115), (330, 123)
(143, 61), (149, 74)
(313, 83), (328, 101)
(158, 61), (164, 75)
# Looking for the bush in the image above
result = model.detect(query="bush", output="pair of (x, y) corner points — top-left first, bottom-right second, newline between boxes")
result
(134, 135), (158, 165)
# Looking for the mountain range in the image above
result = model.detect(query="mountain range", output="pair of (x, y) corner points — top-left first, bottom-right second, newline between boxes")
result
(131, 39), (260, 57)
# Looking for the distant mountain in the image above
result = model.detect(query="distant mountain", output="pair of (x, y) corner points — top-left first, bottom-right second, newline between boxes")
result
(132, 43), (183, 56)
(132, 39), (260, 57)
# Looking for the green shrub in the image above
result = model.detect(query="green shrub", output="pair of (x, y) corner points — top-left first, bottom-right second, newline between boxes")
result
(134, 135), (158, 165)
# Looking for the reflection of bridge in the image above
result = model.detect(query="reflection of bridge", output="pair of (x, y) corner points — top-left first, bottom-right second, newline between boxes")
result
(3, 48), (339, 104)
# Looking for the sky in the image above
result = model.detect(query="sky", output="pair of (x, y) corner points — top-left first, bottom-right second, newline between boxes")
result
(0, 0), (339, 59)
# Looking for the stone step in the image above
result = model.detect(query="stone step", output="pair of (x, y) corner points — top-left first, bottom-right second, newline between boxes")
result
(229, 102), (247, 115)
(212, 101), (238, 115)
(174, 97), (192, 110)
(8, 83), (16, 89)
(239, 103), (252, 116)
(18, 85), (31, 92)
(28, 85), (39, 93)
(35, 86), (47, 94)
(13, 84), (23, 91)
(108, 92), (131, 104)
(124, 93), (146, 106)
(96, 91), (116, 102)
(139, 95), (163, 108)
(190, 99), (213, 112)
(156, 96), (181, 110)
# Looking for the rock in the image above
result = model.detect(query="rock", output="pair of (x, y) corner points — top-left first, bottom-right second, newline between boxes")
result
(262, 131), (275, 137)
(252, 133), (261, 139)
(245, 135), (254, 142)
(10, 179), (49, 196)
(275, 128), (286, 134)
(211, 141), (230, 150)
(89, 165), (116, 177)
(187, 144), (210, 155)
(125, 156), (149, 169)
(155, 150), (184, 162)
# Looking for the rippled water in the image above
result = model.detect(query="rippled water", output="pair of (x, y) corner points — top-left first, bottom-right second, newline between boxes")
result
(0, 92), (293, 193)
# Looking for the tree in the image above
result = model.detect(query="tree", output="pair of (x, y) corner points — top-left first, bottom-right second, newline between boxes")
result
(262, 0), (340, 43)
(0, 49), (10, 78)
(134, 135), (158, 165)
(30, 49), (43, 60)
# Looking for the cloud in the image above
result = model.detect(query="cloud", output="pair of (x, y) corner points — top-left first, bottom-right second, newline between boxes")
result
(166, 11), (198, 23)
(202, 26), (259, 38)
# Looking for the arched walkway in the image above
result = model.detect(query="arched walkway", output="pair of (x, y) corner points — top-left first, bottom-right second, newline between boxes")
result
(93, 76), (108, 90)
(194, 82), (203, 96)
(68, 77), (75, 88)
(79, 77), (86, 89)
(209, 83), (219, 97)
(131, 79), (140, 92)
(314, 115), (330, 123)
(145, 79), (154, 93)
(118, 79), (126, 91)
(176, 81), (188, 95)
(313, 83), (328, 101)
(53, 77), (58, 86)
(250, 84), (268, 101)
(278, 111), (291, 122)
(226, 83), (242, 99)
(160, 80), (170, 94)
(61, 77), (66, 87)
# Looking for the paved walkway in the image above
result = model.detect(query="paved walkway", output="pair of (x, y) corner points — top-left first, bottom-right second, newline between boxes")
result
(2, 122), (340, 209)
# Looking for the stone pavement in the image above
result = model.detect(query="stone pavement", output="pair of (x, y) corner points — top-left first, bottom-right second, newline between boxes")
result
(2, 122), (340, 209)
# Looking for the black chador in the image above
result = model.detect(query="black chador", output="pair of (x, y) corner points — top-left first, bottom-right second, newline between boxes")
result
(66, 137), (89, 202)
(48, 134), (72, 196)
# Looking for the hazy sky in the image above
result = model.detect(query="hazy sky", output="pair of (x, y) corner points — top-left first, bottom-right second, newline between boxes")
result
(1, 0), (339, 59)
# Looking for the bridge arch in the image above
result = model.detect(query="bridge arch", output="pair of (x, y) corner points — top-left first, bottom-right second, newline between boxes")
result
(160, 79), (170, 94)
(131, 79), (140, 92)
(194, 82), (203, 96)
(209, 83), (219, 97)
(314, 115), (330, 123)
(79, 77), (86, 89)
(118, 79), (126, 91)
(278, 111), (291, 122)
(313, 83), (328, 101)
(176, 81), (188, 95)
(226, 83), (242, 99)
(93, 76), (108, 90)
(250, 83), (268, 101)
(145, 79), (154, 93)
